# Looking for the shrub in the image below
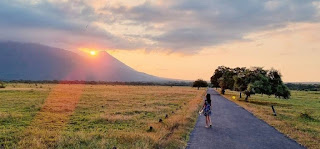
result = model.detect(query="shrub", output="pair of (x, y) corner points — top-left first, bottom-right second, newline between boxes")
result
(0, 81), (6, 88)
(300, 111), (316, 121)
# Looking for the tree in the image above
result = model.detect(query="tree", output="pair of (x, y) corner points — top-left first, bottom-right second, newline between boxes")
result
(267, 68), (283, 93)
(233, 68), (247, 98)
(275, 84), (291, 99)
(223, 69), (236, 90)
(210, 66), (226, 89)
(241, 67), (270, 100)
(193, 79), (208, 90)
(211, 66), (236, 94)
(210, 66), (291, 100)
(267, 69), (290, 99)
(244, 83), (255, 101)
(218, 77), (227, 94)
(252, 74), (272, 96)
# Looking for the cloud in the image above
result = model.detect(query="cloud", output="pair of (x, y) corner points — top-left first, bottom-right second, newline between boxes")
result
(106, 0), (320, 52)
(0, 1), (93, 30)
(0, 0), (319, 53)
(152, 28), (243, 52)
(0, 0), (154, 51)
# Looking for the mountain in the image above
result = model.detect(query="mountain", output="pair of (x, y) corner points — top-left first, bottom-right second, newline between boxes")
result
(0, 41), (165, 82)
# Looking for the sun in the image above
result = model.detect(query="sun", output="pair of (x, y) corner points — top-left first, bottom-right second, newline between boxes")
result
(90, 51), (96, 56)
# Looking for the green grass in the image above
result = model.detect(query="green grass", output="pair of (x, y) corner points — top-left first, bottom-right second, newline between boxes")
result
(218, 89), (320, 149)
(0, 84), (51, 147)
(0, 84), (205, 149)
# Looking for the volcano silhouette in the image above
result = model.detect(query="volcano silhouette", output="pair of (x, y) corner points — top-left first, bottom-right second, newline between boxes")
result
(0, 42), (165, 82)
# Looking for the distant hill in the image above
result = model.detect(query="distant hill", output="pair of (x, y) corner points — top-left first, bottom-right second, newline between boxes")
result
(0, 41), (166, 82)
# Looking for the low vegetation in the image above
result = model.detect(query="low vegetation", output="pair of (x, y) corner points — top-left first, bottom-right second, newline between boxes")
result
(0, 81), (5, 88)
(211, 66), (290, 101)
(217, 88), (320, 149)
(0, 83), (205, 148)
(286, 83), (320, 91)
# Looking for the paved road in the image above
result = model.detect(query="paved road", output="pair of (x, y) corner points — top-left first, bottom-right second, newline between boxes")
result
(187, 88), (304, 149)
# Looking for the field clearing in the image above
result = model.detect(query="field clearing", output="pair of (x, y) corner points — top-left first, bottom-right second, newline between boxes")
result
(0, 83), (205, 149)
(217, 89), (320, 149)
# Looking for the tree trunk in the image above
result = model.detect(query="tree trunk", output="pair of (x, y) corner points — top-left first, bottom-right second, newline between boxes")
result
(245, 95), (249, 102)
(197, 87), (199, 90)
(221, 89), (225, 95)
(240, 92), (242, 98)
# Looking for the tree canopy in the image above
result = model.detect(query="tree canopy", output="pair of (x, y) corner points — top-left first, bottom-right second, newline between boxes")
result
(193, 79), (208, 89)
(210, 66), (290, 101)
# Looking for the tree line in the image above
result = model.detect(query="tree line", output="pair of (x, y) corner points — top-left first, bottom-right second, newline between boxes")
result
(0, 80), (192, 87)
(210, 66), (290, 101)
(285, 83), (320, 91)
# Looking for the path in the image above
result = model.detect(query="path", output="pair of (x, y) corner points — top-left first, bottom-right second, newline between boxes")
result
(187, 88), (304, 149)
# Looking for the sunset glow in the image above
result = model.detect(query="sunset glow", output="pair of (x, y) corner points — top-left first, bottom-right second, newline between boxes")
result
(90, 51), (96, 56)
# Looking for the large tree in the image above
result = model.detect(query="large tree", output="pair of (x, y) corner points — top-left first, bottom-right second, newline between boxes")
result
(233, 67), (247, 98)
(211, 66), (290, 100)
(211, 66), (236, 94)
(252, 74), (272, 96)
(210, 66), (226, 89)
(267, 68), (283, 93)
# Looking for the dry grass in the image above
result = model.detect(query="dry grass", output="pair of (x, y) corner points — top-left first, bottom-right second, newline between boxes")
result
(216, 89), (320, 149)
(18, 84), (86, 148)
(0, 84), (205, 148)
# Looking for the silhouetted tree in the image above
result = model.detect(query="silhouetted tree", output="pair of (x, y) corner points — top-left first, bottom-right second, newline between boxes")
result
(193, 79), (208, 90)
(210, 66), (226, 89)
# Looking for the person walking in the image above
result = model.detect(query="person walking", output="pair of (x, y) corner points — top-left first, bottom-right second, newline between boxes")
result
(201, 94), (212, 128)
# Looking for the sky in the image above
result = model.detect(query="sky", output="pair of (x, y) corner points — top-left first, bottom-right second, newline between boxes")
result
(0, 0), (319, 82)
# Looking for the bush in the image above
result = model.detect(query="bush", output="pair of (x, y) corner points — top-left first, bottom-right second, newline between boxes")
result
(0, 81), (6, 88)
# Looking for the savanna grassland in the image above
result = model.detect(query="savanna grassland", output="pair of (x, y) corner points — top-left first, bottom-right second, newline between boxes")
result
(0, 83), (206, 149)
(217, 89), (320, 149)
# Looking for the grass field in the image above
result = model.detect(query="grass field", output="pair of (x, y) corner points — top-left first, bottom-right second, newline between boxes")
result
(0, 83), (205, 149)
(217, 89), (320, 149)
